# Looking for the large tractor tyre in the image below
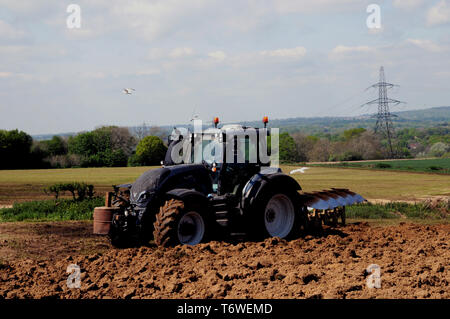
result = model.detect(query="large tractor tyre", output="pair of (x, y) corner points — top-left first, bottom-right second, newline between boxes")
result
(153, 199), (210, 247)
(250, 188), (303, 240)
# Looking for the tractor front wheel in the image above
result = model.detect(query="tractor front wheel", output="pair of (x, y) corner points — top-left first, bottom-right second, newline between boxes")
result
(153, 199), (208, 247)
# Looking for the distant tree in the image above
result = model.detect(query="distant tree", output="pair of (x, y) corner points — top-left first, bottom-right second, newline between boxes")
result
(308, 139), (332, 162)
(68, 131), (98, 156)
(279, 132), (298, 162)
(342, 128), (366, 140)
(0, 129), (33, 169)
(345, 131), (384, 160)
(110, 127), (136, 156)
(68, 126), (136, 167)
(292, 133), (317, 162)
(46, 136), (67, 156)
(429, 142), (449, 157)
(134, 136), (167, 166)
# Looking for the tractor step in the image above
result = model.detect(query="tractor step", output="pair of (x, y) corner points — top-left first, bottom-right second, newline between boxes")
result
(216, 218), (229, 227)
(215, 211), (229, 219)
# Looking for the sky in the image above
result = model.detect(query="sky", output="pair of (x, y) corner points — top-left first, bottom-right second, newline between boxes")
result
(1, 0), (450, 135)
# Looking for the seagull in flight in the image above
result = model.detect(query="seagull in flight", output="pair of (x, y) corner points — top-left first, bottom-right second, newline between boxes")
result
(190, 107), (199, 122)
(123, 88), (135, 95)
(289, 167), (310, 174)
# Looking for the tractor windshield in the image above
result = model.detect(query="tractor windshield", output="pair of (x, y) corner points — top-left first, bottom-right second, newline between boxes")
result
(192, 133), (223, 165)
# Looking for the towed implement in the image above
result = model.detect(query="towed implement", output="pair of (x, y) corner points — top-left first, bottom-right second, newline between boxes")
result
(107, 117), (365, 247)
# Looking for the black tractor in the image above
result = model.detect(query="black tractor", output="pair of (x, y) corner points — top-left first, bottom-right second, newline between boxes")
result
(109, 118), (364, 247)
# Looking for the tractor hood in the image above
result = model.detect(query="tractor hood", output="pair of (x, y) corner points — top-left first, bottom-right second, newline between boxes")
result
(130, 164), (210, 205)
(130, 167), (171, 204)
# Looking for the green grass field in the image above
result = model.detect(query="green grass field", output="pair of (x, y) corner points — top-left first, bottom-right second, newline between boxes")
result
(0, 165), (448, 222)
(0, 164), (449, 204)
(311, 158), (450, 174)
(0, 166), (156, 204)
(284, 164), (450, 201)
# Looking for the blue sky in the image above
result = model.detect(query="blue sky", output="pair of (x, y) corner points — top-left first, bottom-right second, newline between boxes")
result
(1, 0), (450, 134)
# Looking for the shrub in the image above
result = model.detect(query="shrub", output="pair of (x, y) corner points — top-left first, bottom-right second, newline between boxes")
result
(44, 182), (95, 201)
(338, 151), (363, 161)
(375, 163), (392, 169)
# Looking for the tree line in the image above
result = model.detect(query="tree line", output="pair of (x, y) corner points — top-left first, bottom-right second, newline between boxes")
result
(0, 126), (167, 169)
(278, 125), (449, 163)
(1, 124), (448, 169)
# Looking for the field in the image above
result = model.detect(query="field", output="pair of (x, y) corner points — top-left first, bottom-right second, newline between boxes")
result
(310, 158), (450, 175)
(1, 164), (450, 205)
(284, 164), (450, 202)
(0, 165), (448, 299)
(0, 166), (153, 205)
(0, 221), (449, 298)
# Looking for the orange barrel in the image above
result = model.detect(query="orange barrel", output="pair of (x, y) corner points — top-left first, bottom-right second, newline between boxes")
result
(93, 206), (120, 235)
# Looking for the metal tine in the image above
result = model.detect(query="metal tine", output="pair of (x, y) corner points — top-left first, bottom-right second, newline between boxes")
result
(331, 188), (366, 204)
(301, 193), (331, 210)
(323, 190), (347, 206)
(328, 189), (354, 206)
(310, 191), (340, 210)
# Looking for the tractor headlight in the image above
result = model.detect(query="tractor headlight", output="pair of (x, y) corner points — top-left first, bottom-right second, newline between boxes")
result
(136, 191), (154, 206)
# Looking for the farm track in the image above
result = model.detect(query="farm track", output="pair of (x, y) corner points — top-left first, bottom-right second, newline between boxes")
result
(0, 222), (448, 299)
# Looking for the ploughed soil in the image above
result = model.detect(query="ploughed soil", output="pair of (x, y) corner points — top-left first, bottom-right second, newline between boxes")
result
(0, 221), (448, 299)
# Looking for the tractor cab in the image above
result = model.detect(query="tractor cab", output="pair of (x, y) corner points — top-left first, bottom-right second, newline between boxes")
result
(165, 118), (272, 196)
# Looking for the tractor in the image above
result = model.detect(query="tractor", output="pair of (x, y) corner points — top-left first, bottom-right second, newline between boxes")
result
(108, 117), (365, 247)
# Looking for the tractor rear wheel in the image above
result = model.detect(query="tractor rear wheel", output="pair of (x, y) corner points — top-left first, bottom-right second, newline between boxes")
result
(153, 199), (208, 247)
(251, 188), (303, 240)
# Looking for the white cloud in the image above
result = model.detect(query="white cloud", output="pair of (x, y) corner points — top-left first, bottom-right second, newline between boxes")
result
(274, 0), (363, 13)
(0, 71), (13, 78)
(368, 25), (385, 35)
(108, 0), (211, 41)
(208, 51), (227, 61)
(406, 39), (446, 52)
(135, 69), (161, 76)
(147, 48), (166, 60)
(0, 19), (26, 39)
(169, 47), (194, 58)
(0, 1), (51, 13)
(393, 0), (425, 10)
(427, 0), (450, 26)
(81, 72), (106, 79)
(330, 45), (373, 56)
(0, 45), (28, 55)
(0, 71), (34, 80)
(260, 47), (307, 58)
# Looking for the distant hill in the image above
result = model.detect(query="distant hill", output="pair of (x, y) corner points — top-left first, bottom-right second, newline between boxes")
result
(33, 106), (450, 140)
(238, 106), (450, 135)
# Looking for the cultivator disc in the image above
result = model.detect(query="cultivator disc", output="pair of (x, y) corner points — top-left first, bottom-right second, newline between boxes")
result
(299, 188), (366, 227)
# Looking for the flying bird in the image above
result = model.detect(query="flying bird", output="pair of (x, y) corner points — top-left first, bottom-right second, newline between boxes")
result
(190, 107), (199, 122)
(289, 167), (310, 174)
(123, 88), (135, 94)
